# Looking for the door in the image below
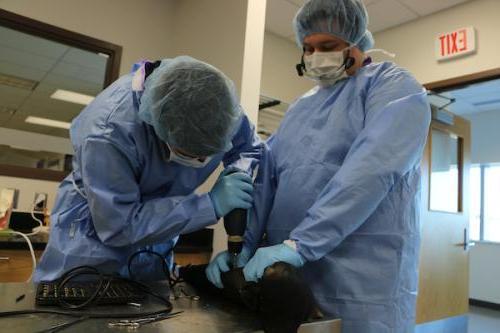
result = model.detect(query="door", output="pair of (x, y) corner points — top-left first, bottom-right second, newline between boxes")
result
(416, 114), (471, 325)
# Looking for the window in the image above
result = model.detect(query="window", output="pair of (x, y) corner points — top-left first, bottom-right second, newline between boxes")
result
(429, 129), (461, 213)
(469, 165), (481, 240)
(469, 164), (500, 242)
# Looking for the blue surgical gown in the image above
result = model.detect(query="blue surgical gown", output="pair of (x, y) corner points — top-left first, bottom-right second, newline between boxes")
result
(246, 62), (431, 333)
(34, 72), (261, 282)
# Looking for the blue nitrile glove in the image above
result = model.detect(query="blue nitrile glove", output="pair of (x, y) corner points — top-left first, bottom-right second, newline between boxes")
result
(209, 171), (253, 218)
(243, 242), (305, 282)
(206, 247), (252, 288)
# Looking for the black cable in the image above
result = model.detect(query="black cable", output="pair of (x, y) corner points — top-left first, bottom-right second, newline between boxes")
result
(56, 266), (107, 309)
(127, 249), (171, 281)
(33, 316), (88, 333)
(56, 271), (171, 310)
(0, 250), (176, 322)
(0, 308), (171, 319)
(127, 248), (183, 288)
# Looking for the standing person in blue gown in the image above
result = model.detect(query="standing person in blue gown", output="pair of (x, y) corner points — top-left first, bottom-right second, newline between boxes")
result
(207, 1), (431, 331)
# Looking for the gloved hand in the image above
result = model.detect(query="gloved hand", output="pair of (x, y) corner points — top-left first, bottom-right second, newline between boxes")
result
(209, 171), (253, 218)
(206, 247), (252, 288)
(243, 242), (305, 282)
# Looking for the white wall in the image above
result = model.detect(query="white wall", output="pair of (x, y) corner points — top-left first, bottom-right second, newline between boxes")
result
(0, 127), (72, 155)
(240, 0), (267, 125)
(261, 31), (314, 104)
(469, 243), (500, 303)
(462, 110), (500, 165)
(0, 176), (59, 213)
(372, 0), (500, 304)
(169, 0), (248, 96)
(0, 0), (176, 75)
(169, 0), (265, 256)
(372, 0), (500, 85)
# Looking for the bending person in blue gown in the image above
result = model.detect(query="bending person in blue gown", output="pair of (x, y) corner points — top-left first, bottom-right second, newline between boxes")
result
(35, 56), (262, 282)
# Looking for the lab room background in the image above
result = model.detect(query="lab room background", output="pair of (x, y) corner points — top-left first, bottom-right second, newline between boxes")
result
(0, 1), (499, 332)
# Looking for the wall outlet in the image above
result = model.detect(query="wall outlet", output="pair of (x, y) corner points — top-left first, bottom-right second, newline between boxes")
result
(33, 192), (48, 211)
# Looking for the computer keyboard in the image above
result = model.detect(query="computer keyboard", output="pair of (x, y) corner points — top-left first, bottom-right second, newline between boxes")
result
(36, 280), (146, 306)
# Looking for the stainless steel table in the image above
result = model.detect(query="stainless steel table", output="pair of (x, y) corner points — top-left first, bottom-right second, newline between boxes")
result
(0, 282), (341, 333)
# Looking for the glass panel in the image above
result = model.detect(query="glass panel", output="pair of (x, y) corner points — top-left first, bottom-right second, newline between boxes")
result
(429, 129), (461, 213)
(484, 165), (500, 242)
(0, 25), (109, 173)
(469, 165), (481, 240)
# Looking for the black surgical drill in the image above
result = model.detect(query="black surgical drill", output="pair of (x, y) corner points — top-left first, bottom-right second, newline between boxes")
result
(224, 207), (247, 268)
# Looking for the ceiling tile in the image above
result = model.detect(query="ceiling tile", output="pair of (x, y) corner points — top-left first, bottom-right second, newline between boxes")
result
(62, 48), (108, 71)
(0, 112), (13, 127)
(46, 127), (72, 139)
(0, 46), (57, 73)
(40, 73), (102, 96)
(0, 26), (68, 59)
(398, 0), (469, 16)
(266, 0), (472, 40)
(266, 0), (300, 38)
(366, 0), (419, 33)
(0, 61), (47, 82)
(0, 85), (31, 109)
(51, 61), (106, 86)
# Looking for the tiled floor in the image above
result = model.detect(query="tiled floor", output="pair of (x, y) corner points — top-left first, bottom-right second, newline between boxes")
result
(468, 306), (500, 333)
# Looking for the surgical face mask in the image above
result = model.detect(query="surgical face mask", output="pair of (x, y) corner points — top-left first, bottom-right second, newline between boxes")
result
(303, 47), (351, 87)
(166, 142), (212, 168)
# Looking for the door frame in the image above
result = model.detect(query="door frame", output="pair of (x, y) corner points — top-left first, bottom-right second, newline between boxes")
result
(414, 68), (500, 332)
(424, 68), (500, 92)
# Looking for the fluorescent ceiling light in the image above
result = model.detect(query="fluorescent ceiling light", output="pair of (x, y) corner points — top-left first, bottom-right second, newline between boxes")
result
(25, 116), (71, 130)
(50, 89), (94, 106)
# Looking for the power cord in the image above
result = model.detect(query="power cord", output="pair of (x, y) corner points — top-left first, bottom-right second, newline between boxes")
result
(26, 195), (45, 236)
(4, 197), (47, 282)
(0, 249), (179, 327)
(127, 248), (183, 288)
(7, 230), (37, 282)
(54, 265), (172, 310)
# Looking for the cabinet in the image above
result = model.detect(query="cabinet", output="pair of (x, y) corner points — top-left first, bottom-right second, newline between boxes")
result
(0, 249), (43, 282)
(0, 249), (211, 282)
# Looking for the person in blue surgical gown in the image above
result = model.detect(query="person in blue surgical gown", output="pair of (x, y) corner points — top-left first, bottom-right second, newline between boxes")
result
(206, 0), (431, 332)
(35, 56), (262, 282)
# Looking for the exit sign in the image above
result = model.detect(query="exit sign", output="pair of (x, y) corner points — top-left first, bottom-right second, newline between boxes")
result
(436, 27), (476, 61)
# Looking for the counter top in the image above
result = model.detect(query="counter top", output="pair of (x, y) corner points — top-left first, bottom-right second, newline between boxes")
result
(0, 227), (215, 253)
(0, 282), (341, 333)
